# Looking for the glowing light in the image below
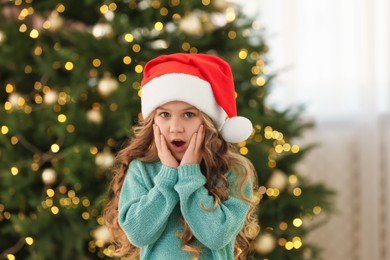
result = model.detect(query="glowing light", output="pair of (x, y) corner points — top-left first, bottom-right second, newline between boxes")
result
(154, 22), (164, 31)
(51, 144), (60, 153)
(92, 58), (101, 67)
(291, 145), (300, 153)
(285, 241), (294, 250)
(135, 65), (143, 73)
(227, 30), (237, 39)
(19, 24), (27, 33)
(64, 61), (74, 71)
(238, 49), (248, 59)
(1, 126), (9, 134)
(51, 206), (59, 214)
(279, 222), (288, 230)
(11, 167), (19, 176)
(202, 0), (210, 5)
(118, 74), (127, 82)
(57, 114), (67, 123)
(29, 29), (39, 38)
(293, 218), (303, 227)
(123, 56), (132, 64)
(100, 5), (109, 14)
(46, 189), (55, 197)
(293, 187), (302, 196)
(225, 7), (236, 22)
(56, 4), (65, 13)
(90, 146), (98, 155)
(11, 136), (19, 145)
(5, 84), (14, 93)
(25, 237), (34, 245)
(288, 174), (298, 184)
(82, 212), (90, 220)
(256, 76), (266, 86)
(7, 254), (15, 260)
(239, 147), (248, 155)
(313, 206), (322, 215)
(124, 33), (134, 42)
(66, 124), (75, 133)
(132, 44), (141, 52)
(160, 8), (168, 16)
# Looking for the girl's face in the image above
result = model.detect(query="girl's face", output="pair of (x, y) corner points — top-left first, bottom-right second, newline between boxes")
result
(154, 101), (203, 161)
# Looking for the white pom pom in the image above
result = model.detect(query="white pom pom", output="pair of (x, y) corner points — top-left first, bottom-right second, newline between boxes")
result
(220, 116), (253, 143)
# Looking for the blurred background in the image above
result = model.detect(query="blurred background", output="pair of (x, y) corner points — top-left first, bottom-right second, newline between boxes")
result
(236, 0), (390, 260)
(0, 0), (388, 259)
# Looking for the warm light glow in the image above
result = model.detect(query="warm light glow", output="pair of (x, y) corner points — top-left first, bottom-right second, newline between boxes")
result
(135, 65), (143, 73)
(154, 21), (164, 31)
(46, 189), (55, 197)
(56, 4), (65, 13)
(6, 83), (14, 93)
(51, 144), (60, 153)
(51, 206), (59, 214)
(57, 114), (67, 123)
(11, 167), (19, 176)
(25, 237), (34, 245)
(293, 187), (302, 196)
(313, 206), (322, 215)
(132, 44), (141, 52)
(238, 49), (248, 59)
(29, 29), (39, 38)
(289, 174), (298, 184)
(90, 146), (98, 155)
(291, 145), (300, 153)
(64, 61), (74, 71)
(1, 125), (9, 134)
(92, 58), (101, 67)
(124, 33), (134, 42)
(239, 147), (248, 155)
(293, 218), (303, 227)
(123, 56), (132, 64)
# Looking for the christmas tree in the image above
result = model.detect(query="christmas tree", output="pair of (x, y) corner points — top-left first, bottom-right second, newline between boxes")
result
(0, 0), (334, 259)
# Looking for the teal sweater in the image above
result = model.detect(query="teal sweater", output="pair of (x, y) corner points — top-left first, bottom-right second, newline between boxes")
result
(118, 159), (252, 260)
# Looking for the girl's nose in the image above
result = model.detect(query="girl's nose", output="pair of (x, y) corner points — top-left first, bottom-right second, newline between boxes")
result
(169, 118), (184, 133)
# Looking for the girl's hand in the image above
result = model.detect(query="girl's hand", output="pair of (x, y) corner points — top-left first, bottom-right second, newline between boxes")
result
(154, 124), (179, 169)
(180, 125), (204, 166)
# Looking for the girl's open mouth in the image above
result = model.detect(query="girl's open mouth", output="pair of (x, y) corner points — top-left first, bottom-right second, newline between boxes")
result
(171, 140), (186, 151)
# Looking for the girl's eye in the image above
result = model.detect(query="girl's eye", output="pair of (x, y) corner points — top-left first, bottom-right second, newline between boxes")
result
(160, 112), (170, 118)
(184, 112), (195, 118)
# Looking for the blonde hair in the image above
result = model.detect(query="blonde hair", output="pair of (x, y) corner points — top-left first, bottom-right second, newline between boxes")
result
(103, 111), (259, 259)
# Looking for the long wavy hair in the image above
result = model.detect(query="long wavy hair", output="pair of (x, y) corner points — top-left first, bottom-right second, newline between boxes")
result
(103, 110), (259, 259)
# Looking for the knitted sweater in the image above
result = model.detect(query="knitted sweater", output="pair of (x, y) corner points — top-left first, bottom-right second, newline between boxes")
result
(118, 159), (252, 260)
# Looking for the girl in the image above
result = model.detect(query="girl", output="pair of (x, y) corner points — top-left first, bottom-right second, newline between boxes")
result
(104, 53), (259, 259)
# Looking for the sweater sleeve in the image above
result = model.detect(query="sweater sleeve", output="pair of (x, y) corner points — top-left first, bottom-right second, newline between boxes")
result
(118, 160), (179, 247)
(174, 164), (252, 250)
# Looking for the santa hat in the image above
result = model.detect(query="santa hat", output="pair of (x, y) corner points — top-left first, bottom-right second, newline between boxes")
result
(140, 53), (253, 143)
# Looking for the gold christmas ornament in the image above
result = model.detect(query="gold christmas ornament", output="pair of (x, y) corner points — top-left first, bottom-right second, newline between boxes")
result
(92, 225), (112, 243)
(97, 75), (119, 97)
(41, 168), (57, 185)
(254, 233), (277, 255)
(44, 90), (58, 104)
(86, 109), (103, 124)
(267, 169), (288, 191)
(47, 11), (64, 32)
(179, 12), (203, 37)
(95, 150), (115, 169)
(92, 22), (113, 39)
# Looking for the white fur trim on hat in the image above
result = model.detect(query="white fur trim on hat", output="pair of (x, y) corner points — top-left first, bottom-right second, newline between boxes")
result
(220, 116), (253, 143)
(141, 73), (227, 128)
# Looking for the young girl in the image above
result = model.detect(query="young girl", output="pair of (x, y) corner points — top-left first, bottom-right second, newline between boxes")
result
(104, 53), (259, 259)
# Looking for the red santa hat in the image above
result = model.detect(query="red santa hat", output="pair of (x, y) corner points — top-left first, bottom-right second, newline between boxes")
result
(141, 53), (253, 143)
